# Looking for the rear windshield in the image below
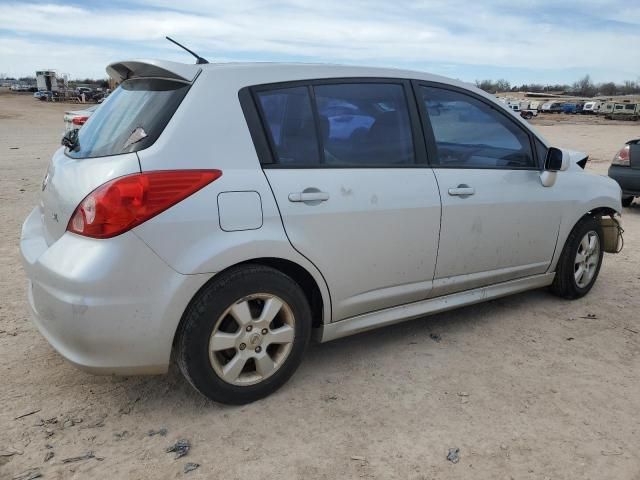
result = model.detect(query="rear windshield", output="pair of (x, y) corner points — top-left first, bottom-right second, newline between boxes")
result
(66, 78), (189, 159)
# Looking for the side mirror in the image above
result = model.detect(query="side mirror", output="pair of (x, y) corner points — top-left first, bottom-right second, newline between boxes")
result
(544, 147), (564, 171)
(540, 147), (569, 187)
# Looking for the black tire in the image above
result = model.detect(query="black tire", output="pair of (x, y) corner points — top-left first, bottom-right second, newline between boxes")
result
(622, 196), (634, 207)
(177, 265), (312, 404)
(550, 216), (604, 299)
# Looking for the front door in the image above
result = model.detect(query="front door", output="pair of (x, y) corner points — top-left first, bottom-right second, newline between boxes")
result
(416, 84), (562, 295)
(255, 81), (441, 321)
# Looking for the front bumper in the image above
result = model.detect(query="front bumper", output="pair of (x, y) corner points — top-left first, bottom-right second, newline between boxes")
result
(20, 207), (211, 375)
(608, 165), (640, 197)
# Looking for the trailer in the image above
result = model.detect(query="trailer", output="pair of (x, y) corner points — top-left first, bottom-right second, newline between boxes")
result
(599, 102), (615, 116)
(582, 101), (600, 114)
(606, 103), (639, 121)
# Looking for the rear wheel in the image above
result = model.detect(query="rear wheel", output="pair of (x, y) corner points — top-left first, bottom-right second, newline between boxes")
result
(177, 265), (312, 404)
(622, 196), (634, 207)
(551, 216), (604, 299)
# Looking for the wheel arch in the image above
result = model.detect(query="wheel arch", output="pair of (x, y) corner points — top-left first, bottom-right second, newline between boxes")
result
(172, 256), (330, 351)
(549, 202), (620, 272)
(236, 257), (326, 329)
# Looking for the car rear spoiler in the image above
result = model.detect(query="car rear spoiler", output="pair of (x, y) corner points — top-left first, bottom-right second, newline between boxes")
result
(106, 59), (201, 84)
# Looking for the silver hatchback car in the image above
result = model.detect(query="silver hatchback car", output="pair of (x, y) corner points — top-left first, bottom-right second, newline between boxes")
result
(21, 59), (622, 404)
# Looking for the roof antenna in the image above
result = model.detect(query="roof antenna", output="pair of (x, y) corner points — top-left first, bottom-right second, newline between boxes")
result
(165, 36), (209, 64)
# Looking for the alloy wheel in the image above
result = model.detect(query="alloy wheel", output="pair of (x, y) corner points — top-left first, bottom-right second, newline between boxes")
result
(208, 294), (295, 386)
(574, 231), (600, 288)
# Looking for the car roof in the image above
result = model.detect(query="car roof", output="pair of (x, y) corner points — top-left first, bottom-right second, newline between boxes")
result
(106, 59), (482, 96)
(105, 58), (547, 144)
(205, 61), (461, 83)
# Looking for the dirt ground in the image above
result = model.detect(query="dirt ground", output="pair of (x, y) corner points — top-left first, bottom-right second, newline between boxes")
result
(1, 91), (639, 480)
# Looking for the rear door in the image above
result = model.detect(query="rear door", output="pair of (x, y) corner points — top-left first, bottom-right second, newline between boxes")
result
(249, 80), (441, 321)
(416, 83), (562, 295)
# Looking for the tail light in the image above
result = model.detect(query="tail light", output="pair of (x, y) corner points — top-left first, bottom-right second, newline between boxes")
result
(67, 170), (222, 239)
(72, 116), (89, 126)
(612, 145), (630, 166)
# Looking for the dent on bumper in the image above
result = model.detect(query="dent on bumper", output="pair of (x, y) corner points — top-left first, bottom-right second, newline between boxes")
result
(20, 207), (212, 375)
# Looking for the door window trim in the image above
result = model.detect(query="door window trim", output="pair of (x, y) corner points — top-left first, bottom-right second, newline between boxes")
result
(412, 80), (545, 171)
(239, 77), (429, 169)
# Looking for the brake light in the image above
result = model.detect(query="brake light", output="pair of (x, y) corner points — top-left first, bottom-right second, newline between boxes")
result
(72, 116), (89, 126)
(612, 145), (630, 166)
(67, 170), (222, 238)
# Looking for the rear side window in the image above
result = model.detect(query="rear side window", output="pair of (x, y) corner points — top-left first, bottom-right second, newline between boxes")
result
(313, 83), (415, 166)
(66, 78), (189, 159)
(254, 82), (415, 167)
(256, 87), (320, 165)
(421, 86), (535, 169)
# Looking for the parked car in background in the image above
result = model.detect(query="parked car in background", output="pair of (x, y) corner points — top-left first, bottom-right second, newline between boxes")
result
(63, 104), (99, 132)
(609, 139), (640, 206)
(21, 60), (623, 404)
(11, 84), (34, 92)
(33, 91), (46, 99)
(520, 109), (538, 119)
(562, 103), (578, 114)
(505, 101), (538, 119)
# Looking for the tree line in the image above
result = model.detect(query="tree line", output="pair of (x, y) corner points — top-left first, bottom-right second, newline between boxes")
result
(475, 75), (640, 97)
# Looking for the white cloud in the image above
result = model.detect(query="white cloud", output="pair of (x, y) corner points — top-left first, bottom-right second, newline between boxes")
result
(1, 1), (638, 81)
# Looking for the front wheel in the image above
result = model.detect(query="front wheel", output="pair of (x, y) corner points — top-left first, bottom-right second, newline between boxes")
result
(551, 216), (604, 299)
(177, 265), (312, 404)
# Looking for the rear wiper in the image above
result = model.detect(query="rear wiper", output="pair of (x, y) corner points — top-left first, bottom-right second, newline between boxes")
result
(61, 129), (80, 151)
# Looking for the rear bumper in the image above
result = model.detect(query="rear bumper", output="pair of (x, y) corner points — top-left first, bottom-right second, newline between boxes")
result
(608, 165), (640, 196)
(20, 207), (211, 375)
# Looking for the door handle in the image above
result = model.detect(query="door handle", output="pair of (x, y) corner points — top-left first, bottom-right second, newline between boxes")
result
(448, 185), (475, 197)
(288, 191), (330, 203)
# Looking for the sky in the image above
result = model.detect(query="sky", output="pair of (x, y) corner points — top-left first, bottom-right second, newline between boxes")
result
(1, 0), (639, 85)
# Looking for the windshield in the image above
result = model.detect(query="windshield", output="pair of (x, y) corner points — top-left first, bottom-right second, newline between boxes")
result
(66, 78), (190, 159)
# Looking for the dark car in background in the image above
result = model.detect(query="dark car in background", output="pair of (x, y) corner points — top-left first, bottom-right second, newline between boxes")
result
(608, 139), (640, 207)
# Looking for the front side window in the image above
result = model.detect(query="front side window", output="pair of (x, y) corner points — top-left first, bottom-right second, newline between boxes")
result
(313, 83), (415, 166)
(67, 78), (189, 159)
(256, 87), (320, 165)
(421, 86), (535, 169)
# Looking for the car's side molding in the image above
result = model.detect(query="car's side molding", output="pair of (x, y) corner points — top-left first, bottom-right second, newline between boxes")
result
(317, 273), (555, 342)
